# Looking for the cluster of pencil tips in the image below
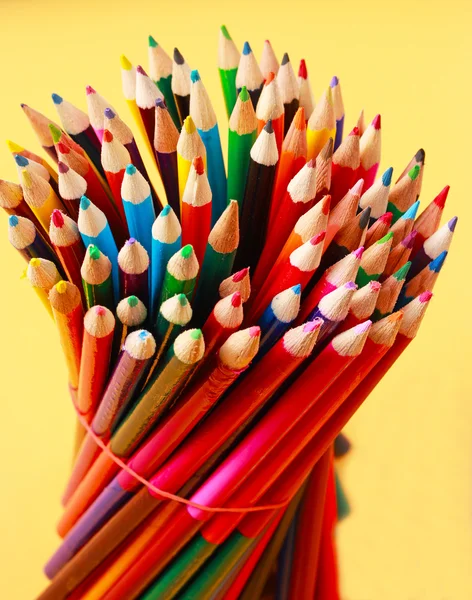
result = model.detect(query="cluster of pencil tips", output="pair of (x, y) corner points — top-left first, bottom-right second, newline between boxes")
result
(1, 26), (457, 600)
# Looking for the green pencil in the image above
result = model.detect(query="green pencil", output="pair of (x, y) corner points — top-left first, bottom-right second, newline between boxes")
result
(159, 244), (199, 305)
(80, 244), (115, 311)
(193, 200), (239, 324)
(387, 164), (421, 223)
(153, 293), (192, 366)
(218, 25), (240, 118)
(356, 231), (393, 287)
(371, 261), (411, 321)
(227, 87), (257, 210)
(148, 36), (181, 129)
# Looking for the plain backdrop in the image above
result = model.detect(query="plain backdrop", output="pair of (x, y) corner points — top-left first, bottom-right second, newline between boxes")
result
(0, 1), (470, 598)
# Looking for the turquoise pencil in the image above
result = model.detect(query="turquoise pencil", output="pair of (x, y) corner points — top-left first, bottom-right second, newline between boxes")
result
(121, 164), (155, 258)
(150, 205), (182, 320)
(190, 69), (227, 226)
(78, 196), (119, 298)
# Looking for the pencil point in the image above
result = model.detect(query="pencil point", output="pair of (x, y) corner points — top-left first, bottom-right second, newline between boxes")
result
(379, 211), (393, 225)
(372, 114), (381, 129)
(292, 284), (302, 295)
(403, 230), (417, 248)
(51, 209), (64, 228)
(8, 215), (18, 226)
(173, 48), (185, 65)
(321, 194), (331, 214)
(350, 126), (360, 136)
(430, 251), (447, 272)
(433, 185), (450, 209)
(242, 41), (252, 55)
(95, 306), (106, 316)
(230, 292), (242, 307)
(183, 116), (196, 134)
(415, 148), (425, 163)
(138, 330), (150, 340)
(354, 319), (372, 333)
(161, 204), (171, 216)
(448, 216), (458, 231)
(127, 295), (139, 307)
(125, 164), (136, 175)
(249, 326), (260, 338)
(353, 246), (364, 259)
(56, 280), (68, 294)
(239, 86), (250, 102)
(148, 35), (157, 48)
(190, 69), (200, 83)
(408, 165), (420, 180)
(51, 93), (63, 105)
(298, 59), (307, 79)
(281, 52), (290, 65)
(419, 291), (433, 302)
(136, 65), (147, 76)
(304, 318), (323, 332)
(370, 280), (381, 291)
(88, 245), (100, 260)
(378, 231), (393, 244)
(49, 123), (62, 143)
(393, 261), (411, 280)
(312, 231), (326, 244)
(6, 140), (24, 153)
(56, 142), (69, 154)
(263, 119), (274, 134)
(351, 179), (364, 195)
(181, 244), (193, 259)
(402, 200), (420, 220)
(85, 85), (96, 95)
(220, 25), (232, 40)
(345, 281), (357, 291)
(330, 75), (339, 87)
(14, 154), (28, 167)
(190, 329), (202, 340)
(232, 267), (249, 282)
(104, 107), (116, 119)
(155, 97), (166, 109)
(359, 207), (372, 228)
(102, 129), (113, 143)
(29, 257), (41, 268)
(120, 55), (132, 70)
(193, 156), (205, 175)
(80, 196), (91, 210)
(57, 161), (69, 174)
(382, 167), (393, 186)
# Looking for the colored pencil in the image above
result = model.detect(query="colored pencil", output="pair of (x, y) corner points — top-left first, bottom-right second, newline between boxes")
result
(201, 292), (244, 358)
(190, 69), (227, 225)
(356, 109), (366, 135)
(153, 99), (180, 216)
(150, 205), (181, 319)
(356, 231), (393, 286)
(358, 114), (381, 190)
(100, 129), (130, 226)
(268, 107), (307, 230)
(48, 122), (88, 160)
(171, 48), (192, 125)
(250, 232), (325, 322)
(227, 86), (258, 211)
(49, 209), (86, 292)
(235, 120), (279, 272)
(407, 216), (457, 280)
(115, 295), (148, 351)
(412, 185), (449, 254)
(135, 64), (165, 156)
(6, 139), (57, 180)
(260, 39), (279, 80)
(334, 432), (352, 457)
(251, 159), (317, 296)
(118, 238), (149, 304)
(155, 293), (192, 357)
(85, 86), (116, 144)
(218, 25), (240, 117)
(314, 137), (334, 202)
(61, 328), (156, 507)
(20, 103), (60, 160)
(219, 267), (251, 302)
(278, 53), (299, 135)
(298, 59), (315, 120)
(57, 161), (87, 220)
(324, 178), (364, 249)
(147, 36), (180, 128)
(193, 200), (239, 324)
(387, 165), (420, 223)
(104, 108), (156, 204)
(390, 200), (420, 246)
(121, 164), (155, 257)
(51, 93), (103, 176)
(257, 285), (301, 356)
(364, 211), (393, 247)
(256, 72), (285, 154)
(177, 116), (206, 203)
(383, 230), (417, 279)
(298, 247), (364, 323)
(236, 41), (264, 108)
(339, 280), (381, 331)
(119, 55), (155, 162)
(0, 179), (43, 231)
(80, 245), (115, 312)
(330, 126), (360, 205)
(78, 196), (119, 298)
(372, 262), (411, 320)
(49, 281), (84, 391)
(20, 167), (66, 234)
(305, 281), (358, 341)
(159, 244), (199, 305)
(77, 306), (115, 421)
(398, 251), (447, 307)
(26, 257), (61, 318)
(8, 214), (57, 264)
(397, 148), (425, 199)
(331, 76), (345, 150)
(306, 87), (335, 161)
(181, 156), (212, 266)
(13, 153), (59, 196)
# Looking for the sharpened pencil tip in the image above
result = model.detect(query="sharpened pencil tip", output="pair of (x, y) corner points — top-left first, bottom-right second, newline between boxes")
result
(193, 156), (205, 175)
(95, 306), (106, 316)
(304, 318), (323, 332)
(298, 59), (307, 79)
(393, 261), (411, 280)
(181, 244), (193, 259)
(330, 75), (339, 87)
(231, 292), (242, 307)
(155, 97), (166, 109)
(190, 329), (202, 340)
(57, 161), (69, 174)
(239, 86), (250, 102)
(127, 296), (139, 307)
(80, 196), (91, 210)
(8, 215), (18, 227)
(120, 55), (133, 70)
(85, 85), (96, 95)
(51, 93), (63, 105)
(281, 52), (290, 65)
(448, 216), (458, 231)
(408, 165), (420, 180)
(173, 48), (185, 65)
(49, 123), (62, 143)
(160, 205), (171, 217)
(434, 185), (450, 209)
(291, 284), (302, 295)
(183, 116), (196, 134)
(403, 230), (417, 248)
(349, 126), (360, 136)
(370, 280), (381, 291)
(379, 212), (393, 225)
(56, 280), (68, 294)
(415, 148), (426, 163)
(51, 209), (64, 227)
(125, 164), (136, 176)
(372, 114), (381, 130)
(232, 268), (249, 282)
(104, 107), (116, 119)
(220, 25), (232, 40)
(419, 291), (433, 302)
(355, 319), (372, 333)
(249, 326), (260, 338)
(88, 245), (100, 260)
(351, 179), (364, 195)
(345, 281), (358, 291)
(190, 69), (200, 83)
(148, 35), (157, 48)
(359, 207), (372, 228)
(353, 246), (364, 259)
(430, 251), (447, 272)
(14, 154), (28, 167)
(102, 130), (113, 143)
(242, 41), (252, 55)
(263, 120), (274, 134)
(136, 65), (147, 76)
(382, 167), (393, 186)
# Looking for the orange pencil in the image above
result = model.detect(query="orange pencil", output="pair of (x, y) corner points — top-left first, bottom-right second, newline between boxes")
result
(20, 103), (61, 161)
(256, 72), (284, 154)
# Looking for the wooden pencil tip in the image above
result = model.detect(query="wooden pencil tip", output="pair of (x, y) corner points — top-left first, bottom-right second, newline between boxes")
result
(56, 142), (70, 154)
(281, 52), (290, 65)
(120, 55), (133, 70)
(293, 107), (306, 130)
(321, 195), (331, 214)
(136, 65), (147, 76)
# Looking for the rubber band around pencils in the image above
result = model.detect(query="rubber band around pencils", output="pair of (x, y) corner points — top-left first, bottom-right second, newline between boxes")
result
(71, 388), (291, 514)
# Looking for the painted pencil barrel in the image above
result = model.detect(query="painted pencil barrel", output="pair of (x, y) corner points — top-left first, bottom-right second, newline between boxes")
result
(198, 125), (227, 225)
(227, 129), (255, 210)
(219, 67), (238, 118)
(156, 75), (181, 129)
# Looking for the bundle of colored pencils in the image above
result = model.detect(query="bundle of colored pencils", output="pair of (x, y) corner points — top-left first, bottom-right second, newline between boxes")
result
(2, 27), (457, 600)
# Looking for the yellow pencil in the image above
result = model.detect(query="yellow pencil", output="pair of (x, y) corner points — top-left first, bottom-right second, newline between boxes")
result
(307, 86), (336, 160)
(26, 257), (61, 317)
(176, 116), (207, 205)
(20, 168), (65, 234)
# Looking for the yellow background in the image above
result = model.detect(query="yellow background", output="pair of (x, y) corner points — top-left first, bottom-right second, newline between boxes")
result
(0, 0), (470, 598)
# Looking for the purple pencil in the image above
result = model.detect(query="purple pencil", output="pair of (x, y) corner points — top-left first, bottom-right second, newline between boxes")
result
(8, 214), (58, 265)
(407, 216), (457, 280)
(154, 98), (180, 219)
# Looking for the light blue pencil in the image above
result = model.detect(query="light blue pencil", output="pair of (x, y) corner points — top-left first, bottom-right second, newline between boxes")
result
(122, 164), (155, 257)
(257, 284), (301, 358)
(150, 205), (182, 320)
(78, 195), (120, 298)
(190, 69), (227, 226)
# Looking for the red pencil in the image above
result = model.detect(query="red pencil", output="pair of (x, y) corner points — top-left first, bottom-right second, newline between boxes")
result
(364, 211), (393, 247)
(202, 292), (243, 358)
(412, 185), (449, 255)
(57, 162), (87, 220)
(358, 114), (381, 190)
(181, 156), (212, 266)
(256, 72), (284, 154)
(324, 179), (364, 249)
(314, 137), (334, 202)
(117, 238), (150, 304)
(219, 267), (251, 303)
(382, 230), (417, 279)
(298, 59), (315, 120)
(330, 126), (360, 205)
(135, 65), (163, 153)
(49, 209), (86, 295)
(101, 129), (130, 226)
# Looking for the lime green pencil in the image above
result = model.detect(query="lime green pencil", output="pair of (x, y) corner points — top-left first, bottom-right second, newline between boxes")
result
(218, 25), (240, 118)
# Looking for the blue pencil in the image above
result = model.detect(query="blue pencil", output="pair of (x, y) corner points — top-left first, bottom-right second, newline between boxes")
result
(121, 164), (155, 258)
(390, 200), (420, 246)
(331, 76), (344, 151)
(150, 205), (182, 320)
(78, 195), (120, 298)
(397, 250), (447, 308)
(406, 216), (457, 280)
(257, 284), (301, 358)
(189, 69), (227, 226)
